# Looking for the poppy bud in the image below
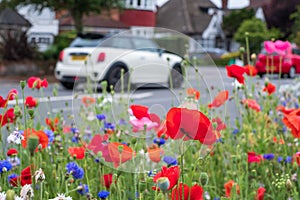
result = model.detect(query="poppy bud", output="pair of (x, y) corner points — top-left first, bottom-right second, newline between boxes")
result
(20, 81), (26, 90)
(6, 189), (15, 200)
(28, 135), (39, 156)
(239, 47), (245, 53)
(118, 145), (124, 153)
(251, 53), (257, 60)
(286, 179), (293, 190)
(156, 177), (170, 193)
(200, 172), (209, 186)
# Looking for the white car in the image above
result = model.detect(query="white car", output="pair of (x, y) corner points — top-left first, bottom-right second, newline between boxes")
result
(54, 33), (184, 91)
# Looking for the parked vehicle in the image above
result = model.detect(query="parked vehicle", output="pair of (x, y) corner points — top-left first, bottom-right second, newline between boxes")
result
(54, 33), (184, 90)
(255, 47), (300, 78)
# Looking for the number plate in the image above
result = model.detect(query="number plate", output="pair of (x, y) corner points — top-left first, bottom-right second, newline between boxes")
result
(72, 55), (87, 61)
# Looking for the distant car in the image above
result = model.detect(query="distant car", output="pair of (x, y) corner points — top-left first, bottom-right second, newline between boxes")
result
(255, 48), (300, 78)
(189, 48), (228, 59)
(54, 33), (184, 90)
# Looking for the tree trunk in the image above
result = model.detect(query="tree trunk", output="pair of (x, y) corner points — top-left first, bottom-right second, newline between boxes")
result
(70, 10), (83, 33)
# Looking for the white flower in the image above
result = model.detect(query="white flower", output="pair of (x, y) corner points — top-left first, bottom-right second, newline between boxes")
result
(34, 168), (45, 183)
(14, 196), (24, 200)
(20, 184), (34, 199)
(7, 157), (20, 167)
(87, 112), (96, 121)
(0, 192), (6, 200)
(49, 193), (72, 200)
(7, 129), (24, 144)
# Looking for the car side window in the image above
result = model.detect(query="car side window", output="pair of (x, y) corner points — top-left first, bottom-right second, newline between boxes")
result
(131, 38), (159, 52)
(110, 38), (134, 49)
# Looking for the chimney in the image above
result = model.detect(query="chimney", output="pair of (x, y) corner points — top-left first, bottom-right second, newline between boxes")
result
(222, 0), (228, 9)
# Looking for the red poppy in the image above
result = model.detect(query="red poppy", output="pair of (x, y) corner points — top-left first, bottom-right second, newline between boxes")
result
(153, 166), (180, 190)
(186, 88), (200, 100)
(208, 90), (229, 108)
(7, 148), (18, 156)
(276, 105), (295, 115)
(226, 64), (246, 84)
(1, 108), (16, 126)
(166, 108), (215, 144)
(9, 176), (19, 187)
(87, 134), (112, 162)
(248, 152), (263, 163)
(282, 109), (300, 138)
(273, 136), (285, 144)
(22, 128), (49, 151)
(156, 120), (169, 140)
(171, 183), (204, 200)
(68, 146), (85, 159)
(102, 174), (113, 189)
(46, 117), (59, 131)
(242, 99), (261, 112)
(263, 82), (276, 95)
(212, 117), (226, 131)
(224, 180), (240, 198)
(256, 187), (266, 200)
(245, 64), (258, 77)
(108, 142), (134, 168)
(25, 96), (38, 108)
(293, 152), (300, 166)
(0, 96), (7, 108)
(21, 166), (32, 186)
(81, 96), (96, 107)
(6, 89), (18, 100)
(28, 76), (48, 89)
(130, 104), (150, 119)
(147, 144), (163, 163)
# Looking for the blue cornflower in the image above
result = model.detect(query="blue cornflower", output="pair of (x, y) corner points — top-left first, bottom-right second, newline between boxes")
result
(213, 198), (220, 200)
(232, 128), (239, 135)
(104, 122), (115, 130)
(71, 127), (79, 134)
(96, 114), (106, 121)
(153, 138), (166, 146)
(277, 156), (283, 163)
(66, 162), (84, 179)
(44, 129), (55, 143)
(216, 138), (224, 143)
(147, 170), (156, 177)
(118, 119), (127, 125)
(0, 160), (12, 173)
(263, 154), (275, 160)
(281, 101), (287, 107)
(295, 102), (299, 108)
(77, 183), (89, 195)
(71, 136), (79, 143)
(163, 156), (178, 166)
(98, 190), (110, 199)
(285, 156), (292, 163)
(7, 173), (18, 183)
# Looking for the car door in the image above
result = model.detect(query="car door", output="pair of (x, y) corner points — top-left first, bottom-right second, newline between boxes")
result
(130, 38), (170, 84)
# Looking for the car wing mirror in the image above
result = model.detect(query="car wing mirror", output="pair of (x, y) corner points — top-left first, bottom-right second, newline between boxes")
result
(158, 49), (165, 57)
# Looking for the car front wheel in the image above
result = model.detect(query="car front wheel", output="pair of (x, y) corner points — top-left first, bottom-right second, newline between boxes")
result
(60, 81), (75, 90)
(168, 64), (183, 89)
(105, 65), (129, 92)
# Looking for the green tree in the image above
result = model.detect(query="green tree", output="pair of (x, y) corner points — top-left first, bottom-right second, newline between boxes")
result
(290, 6), (300, 46)
(234, 18), (281, 54)
(0, 0), (123, 33)
(222, 8), (255, 37)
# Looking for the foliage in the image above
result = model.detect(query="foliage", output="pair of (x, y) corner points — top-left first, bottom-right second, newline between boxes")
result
(222, 8), (255, 37)
(0, 29), (37, 61)
(234, 18), (281, 54)
(42, 31), (76, 60)
(0, 0), (123, 33)
(290, 6), (300, 46)
(264, 0), (300, 38)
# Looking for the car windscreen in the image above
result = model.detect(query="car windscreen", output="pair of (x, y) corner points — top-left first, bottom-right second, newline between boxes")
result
(69, 37), (103, 47)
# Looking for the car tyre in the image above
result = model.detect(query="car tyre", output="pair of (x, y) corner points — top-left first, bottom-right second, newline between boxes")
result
(258, 73), (264, 79)
(168, 64), (183, 89)
(60, 81), (75, 90)
(288, 66), (296, 79)
(105, 64), (129, 92)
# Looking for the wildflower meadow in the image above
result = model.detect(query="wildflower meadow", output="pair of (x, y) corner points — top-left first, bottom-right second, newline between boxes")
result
(0, 39), (299, 200)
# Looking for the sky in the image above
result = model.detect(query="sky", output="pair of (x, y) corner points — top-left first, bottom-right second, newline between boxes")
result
(157, 0), (249, 9)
